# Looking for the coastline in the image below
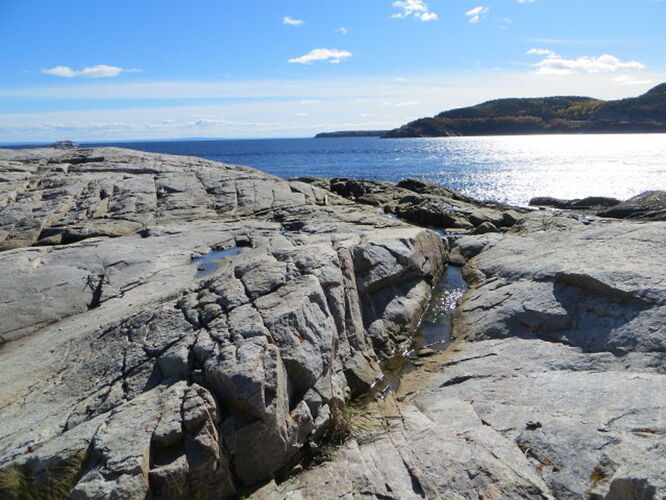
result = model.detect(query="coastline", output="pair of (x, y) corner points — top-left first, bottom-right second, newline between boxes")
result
(0, 147), (664, 499)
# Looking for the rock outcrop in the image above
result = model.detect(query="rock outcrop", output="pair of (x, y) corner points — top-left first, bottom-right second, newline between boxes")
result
(258, 211), (665, 499)
(1, 147), (663, 499)
(529, 195), (621, 210)
(294, 176), (526, 232)
(597, 190), (666, 221)
(0, 148), (447, 498)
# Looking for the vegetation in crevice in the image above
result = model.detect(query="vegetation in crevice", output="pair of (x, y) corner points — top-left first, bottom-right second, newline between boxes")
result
(0, 451), (88, 500)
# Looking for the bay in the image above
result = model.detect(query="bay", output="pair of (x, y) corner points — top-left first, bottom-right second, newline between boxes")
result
(77, 134), (666, 206)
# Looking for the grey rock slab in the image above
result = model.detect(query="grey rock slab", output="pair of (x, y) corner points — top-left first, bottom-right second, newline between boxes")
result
(0, 148), (447, 498)
(254, 399), (554, 500)
(456, 212), (666, 353)
(418, 338), (666, 499)
(0, 147), (334, 251)
(442, 211), (666, 498)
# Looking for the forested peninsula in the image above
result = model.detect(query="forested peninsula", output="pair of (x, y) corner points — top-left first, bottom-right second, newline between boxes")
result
(383, 82), (666, 137)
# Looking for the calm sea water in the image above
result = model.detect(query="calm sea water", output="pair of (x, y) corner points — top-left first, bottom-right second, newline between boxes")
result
(42, 134), (666, 206)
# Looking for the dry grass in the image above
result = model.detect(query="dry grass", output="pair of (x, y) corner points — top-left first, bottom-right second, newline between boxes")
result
(0, 452), (88, 500)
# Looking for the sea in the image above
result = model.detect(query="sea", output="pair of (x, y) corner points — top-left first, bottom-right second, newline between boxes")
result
(14, 134), (666, 206)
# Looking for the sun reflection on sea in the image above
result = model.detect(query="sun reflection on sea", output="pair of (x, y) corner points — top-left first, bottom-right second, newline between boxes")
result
(412, 134), (666, 205)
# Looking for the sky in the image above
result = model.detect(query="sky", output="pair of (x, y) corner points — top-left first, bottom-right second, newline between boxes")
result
(1, 0), (665, 142)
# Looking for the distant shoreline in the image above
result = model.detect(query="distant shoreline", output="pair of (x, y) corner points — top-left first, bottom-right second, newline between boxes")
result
(314, 130), (389, 138)
(314, 128), (666, 139)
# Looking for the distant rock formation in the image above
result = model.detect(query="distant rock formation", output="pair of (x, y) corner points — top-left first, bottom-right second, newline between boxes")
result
(384, 82), (666, 137)
(52, 140), (79, 149)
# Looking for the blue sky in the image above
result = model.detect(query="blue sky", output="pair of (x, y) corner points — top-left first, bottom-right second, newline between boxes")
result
(1, 0), (665, 142)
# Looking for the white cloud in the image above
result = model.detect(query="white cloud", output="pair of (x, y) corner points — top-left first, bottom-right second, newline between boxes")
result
(518, 0), (536, 3)
(337, 27), (350, 35)
(41, 66), (77, 78)
(191, 118), (234, 127)
(288, 48), (352, 64)
(283, 16), (304, 26)
(529, 51), (646, 75)
(466, 6), (489, 23)
(394, 100), (421, 107)
(392, 0), (438, 21)
(41, 64), (139, 78)
(527, 48), (556, 56)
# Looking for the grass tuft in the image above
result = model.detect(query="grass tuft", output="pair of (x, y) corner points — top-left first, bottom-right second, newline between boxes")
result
(0, 451), (88, 500)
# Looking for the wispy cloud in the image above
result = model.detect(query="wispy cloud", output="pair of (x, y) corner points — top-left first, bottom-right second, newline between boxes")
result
(392, 0), (438, 21)
(528, 50), (645, 75)
(288, 48), (352, 64)
(394, 100), (422, 107)
(337, 26), (350, 35)
(518, 0), (536, 3)
(283, 16), (304, 26)
(525, 37), (632, 46)
(466, 6), (489, 23)
(41, 65), (140, 78)
(613, 75), (654, 86)
(527, 48), (556, 56)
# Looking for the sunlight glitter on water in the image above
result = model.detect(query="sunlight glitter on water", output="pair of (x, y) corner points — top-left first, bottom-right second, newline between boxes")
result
(415, 134), (666, 205)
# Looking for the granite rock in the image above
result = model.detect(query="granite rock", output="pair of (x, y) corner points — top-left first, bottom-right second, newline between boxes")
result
(0, 148), (447, 498)
(259, 211), (665, 500)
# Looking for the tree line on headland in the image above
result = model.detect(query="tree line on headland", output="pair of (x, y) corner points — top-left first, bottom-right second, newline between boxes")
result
(316, 83), (666, 138)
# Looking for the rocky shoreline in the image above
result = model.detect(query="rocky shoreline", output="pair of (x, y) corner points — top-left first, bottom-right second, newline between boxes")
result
(0, 147), (664, 499)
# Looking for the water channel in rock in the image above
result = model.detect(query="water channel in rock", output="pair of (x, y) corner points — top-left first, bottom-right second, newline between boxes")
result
(371, 264), (468, 399)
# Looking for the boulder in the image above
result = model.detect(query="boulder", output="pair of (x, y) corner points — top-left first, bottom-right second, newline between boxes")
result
(529, 196), (621, 209)
(598, 190), (666, 221)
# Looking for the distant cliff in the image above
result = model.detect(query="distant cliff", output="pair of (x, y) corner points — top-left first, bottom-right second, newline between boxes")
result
(315, 130), (388, 138)
(384, 82), (666, 137)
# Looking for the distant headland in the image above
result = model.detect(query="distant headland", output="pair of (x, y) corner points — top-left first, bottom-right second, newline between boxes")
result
(314, 130), (389, 138)
(317, 83), (666, 138)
